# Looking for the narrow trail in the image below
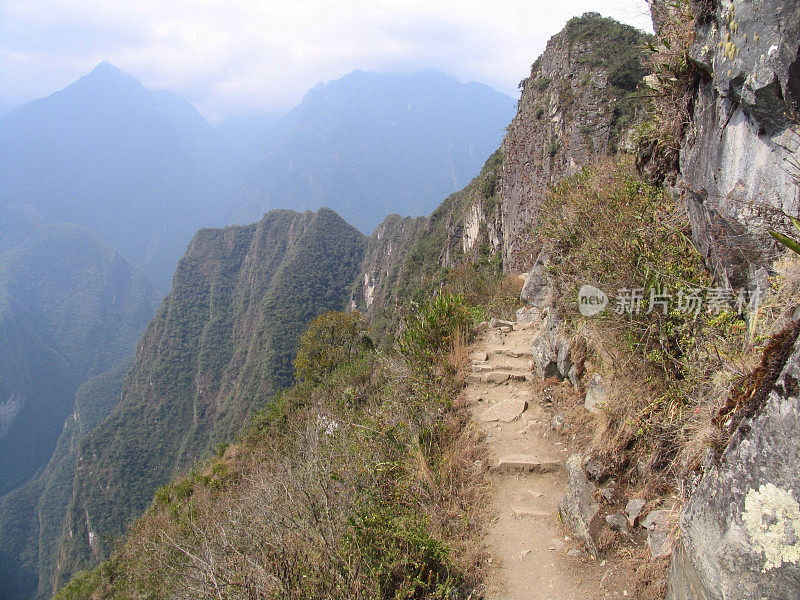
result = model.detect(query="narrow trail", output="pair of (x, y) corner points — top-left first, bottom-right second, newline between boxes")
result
(466, 319), (634, 600)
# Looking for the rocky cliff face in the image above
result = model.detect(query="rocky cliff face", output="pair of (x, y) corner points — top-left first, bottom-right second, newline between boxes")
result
(350, 150), (506, 326)
(667, 322), (800, 600)
(501, 14), (650, 271)
(678, 0), (800, 287)
(351, 214), (425, 315)
(665, 1), (800, 597)
(356, 15), (651, 321)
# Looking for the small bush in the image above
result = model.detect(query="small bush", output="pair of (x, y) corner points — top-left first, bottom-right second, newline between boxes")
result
(294, 310), (372, 384)
(444, 265), (522, 321)
(54, 569), (101, 600)
(635, 0), (699, 183)
(533, 77), (551, 92)
(398, 293), (473, 369)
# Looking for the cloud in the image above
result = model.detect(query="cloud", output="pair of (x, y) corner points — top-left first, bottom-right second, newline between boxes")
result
(0, 0), (653, 121)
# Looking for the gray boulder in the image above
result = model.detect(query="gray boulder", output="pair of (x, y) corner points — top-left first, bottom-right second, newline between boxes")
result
(666, 322), (800, 599)
(520, 251), (554, 306)
(606, 512), (633, 537)
(530, 311), (572, 382)
(642, 510), (673, 560)
(584, 374), (607, 413)
(559, 455), (601, 557)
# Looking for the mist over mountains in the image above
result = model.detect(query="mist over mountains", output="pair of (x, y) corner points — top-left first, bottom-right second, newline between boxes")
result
(233, 70), (517, 232)
(0, 206), (157, 497)
(0, 64), (216, 291)
(0, 63), (514, 290)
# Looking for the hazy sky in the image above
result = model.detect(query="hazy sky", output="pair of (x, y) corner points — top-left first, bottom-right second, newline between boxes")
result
(0, 0), (652, 122)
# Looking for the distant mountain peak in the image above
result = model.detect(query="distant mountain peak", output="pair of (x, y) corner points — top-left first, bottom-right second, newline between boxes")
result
(89, 61), (124, 76)
(326, 69), (460, 89)
(82, 61), (138, 85)
(62, 62), (149, 102)
(237, 68), (516, 234)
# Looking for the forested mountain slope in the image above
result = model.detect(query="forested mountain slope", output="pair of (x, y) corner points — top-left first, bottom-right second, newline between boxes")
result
(0, 358), (132, 600)
(52, 208), (366, 591)
(0, 207), (156, 600)
(0, 208), (156, 496)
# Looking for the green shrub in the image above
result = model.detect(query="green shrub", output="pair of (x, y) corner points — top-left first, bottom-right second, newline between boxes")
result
(349, 509), (464, 600)
(54, 569), (101, 600)
(533, 76), (551, 92)
(294, 310), (372, 384)
(398, 293), (473, 369)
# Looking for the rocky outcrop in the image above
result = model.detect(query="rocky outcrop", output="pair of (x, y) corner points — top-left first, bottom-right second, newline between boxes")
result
(351, 214), (424, 314)
(358, 15), (650, 308)
(501, 14), (650, 271)
(519, 251), (554, 306)
(559, 455), (602, 557)
(667, 321), (800, 599)
(365, 151), (506, 314)
(529, 310), (573, 382)
(663, 4), (800, 597)
(518, 251), (583, 385)
(678, 0), (800, 287)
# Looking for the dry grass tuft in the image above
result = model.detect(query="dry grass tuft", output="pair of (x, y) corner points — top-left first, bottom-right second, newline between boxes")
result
(535, 157), (800, 503)
(636, 0), (702, 184)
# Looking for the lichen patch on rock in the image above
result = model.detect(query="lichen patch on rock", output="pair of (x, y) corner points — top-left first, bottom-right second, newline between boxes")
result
(743, 483), (800, 572)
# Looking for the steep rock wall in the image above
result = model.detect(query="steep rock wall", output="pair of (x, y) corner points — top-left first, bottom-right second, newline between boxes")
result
(667, 1), (800, 597)
(678, 0), (800, 287)
(667, 322), (800, 599)
(501, 14), (650, 271)
(351, 214), (425, 314)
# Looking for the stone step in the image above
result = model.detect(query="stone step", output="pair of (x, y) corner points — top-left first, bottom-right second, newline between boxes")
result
(482, 371), (509, 384)
(486, 363), (519, 372)
(490, 349), (534, 360)
(510, 506), (551, 519)
(489, 318), (515, 329)
(481, 371), (530, 385)
(471, 363), (494, 373)
(478, 398), (528, 422)
(495, 455), (562, 473)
